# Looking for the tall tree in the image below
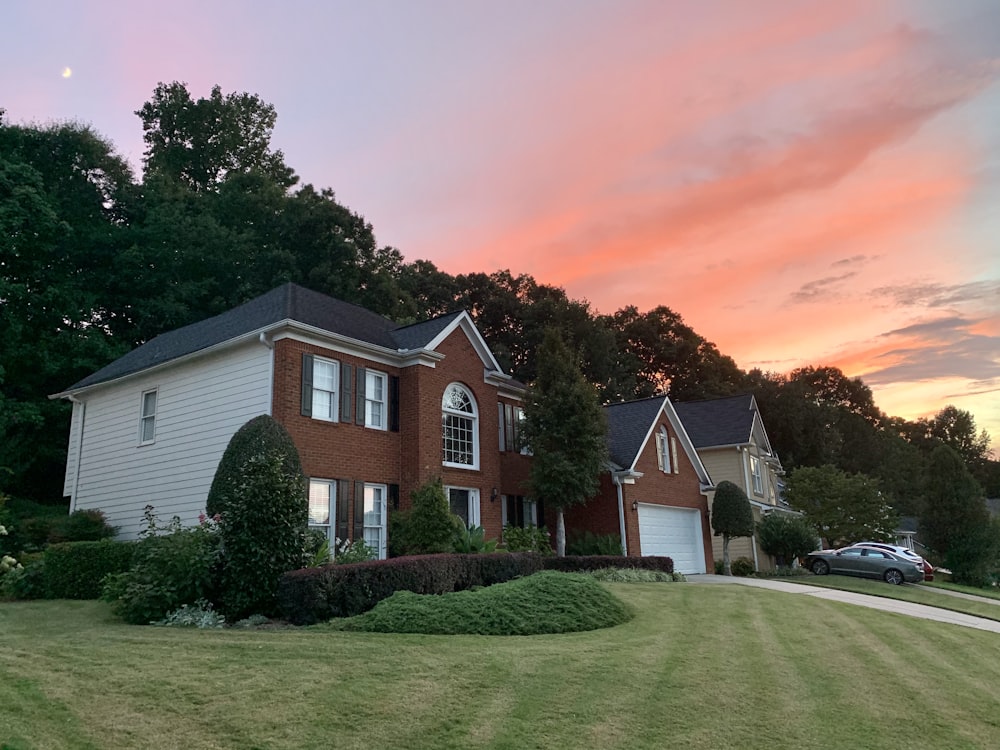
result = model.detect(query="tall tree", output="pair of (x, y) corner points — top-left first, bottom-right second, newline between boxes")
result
(522, 329), (608, 556)
(711, 481), (754, 575)
(920, 445), (988, 559)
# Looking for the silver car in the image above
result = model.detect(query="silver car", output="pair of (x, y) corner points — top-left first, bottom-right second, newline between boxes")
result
(805, 546), (924, 585)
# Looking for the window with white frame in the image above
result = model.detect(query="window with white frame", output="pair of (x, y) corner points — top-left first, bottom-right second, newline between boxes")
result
(655, 426), (670, 473)
(365, 370), (387, 430)
(750, 454), (763, 495)
(139, 389), (158, 444)
(363, 483), (387, 559)
(308, 479), (337, 546)
(442, 383), (478, 468)
(502, 495), (540, 529)
(498, 402), (527, 453)
(311, 357), (339, 421)
(447, 486), (480, 527)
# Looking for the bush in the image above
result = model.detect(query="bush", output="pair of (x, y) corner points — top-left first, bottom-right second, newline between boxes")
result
(452, 524), (497, 553)
(210, 415), (307, 620)
(279, 552), (544, 625)
(945, 521), (1000, 588)
(156, 600), (226, 629)
(101, 511), (221, 625)
(390, 478), (456, 556)
(1, 558), (47, 600)
(757, 513), (818, 567)
(542, 555), (673, 575)
(502, 525), (553, 555)
(338, 571), (632, 635)
(47, 509), (117, 544)
(566, 531), (623, 556)
(334, 538), (376, 565)
(730, 557), (755, 577)
(589, 567), (680, 583)
(43, 540), (135, 599)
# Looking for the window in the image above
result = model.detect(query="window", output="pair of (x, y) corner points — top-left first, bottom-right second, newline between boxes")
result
(139, 389), (157, 444)
(363, 484), (387, 559)
(750, 455), (763, 495)
(446, 487), (480, 527)
(655, 426), (670, 473)
(442, 383), (478, 468)
(498, 402), (526, 453)
(311, 357), (339, 421)
(365, 370), (387, 430)
(502, 495), (542, 529)
(308, 479), (337, 546)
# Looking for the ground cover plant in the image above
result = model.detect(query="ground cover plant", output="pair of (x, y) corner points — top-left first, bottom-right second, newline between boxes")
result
(4, 584), (1000, 749)
(334, 570), (631, 635)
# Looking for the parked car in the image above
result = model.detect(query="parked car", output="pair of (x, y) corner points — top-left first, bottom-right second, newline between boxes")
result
(805, 546), (924, 585)
(849, 542), (934, 581)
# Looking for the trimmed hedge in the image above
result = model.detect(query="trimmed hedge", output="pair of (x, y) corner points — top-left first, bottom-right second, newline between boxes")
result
(542, 555), (674, 574)
(279, 552), (544, 625)
(43, 540), (136, 599)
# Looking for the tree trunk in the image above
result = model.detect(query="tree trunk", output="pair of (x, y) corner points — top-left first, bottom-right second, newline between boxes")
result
(556, 509), (566, 557)
(723, 534), (731, 575)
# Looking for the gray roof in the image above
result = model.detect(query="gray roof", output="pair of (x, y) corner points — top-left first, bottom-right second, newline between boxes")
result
(673, 394), (755, 449)
(63, 283), (465, 392)
(604, 397), (665, 469)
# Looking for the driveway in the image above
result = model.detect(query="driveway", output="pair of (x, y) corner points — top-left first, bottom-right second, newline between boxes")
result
(687, 574), (1000, 634)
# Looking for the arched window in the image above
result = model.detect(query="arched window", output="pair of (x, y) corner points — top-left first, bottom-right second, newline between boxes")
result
(442, 383), (478, 468)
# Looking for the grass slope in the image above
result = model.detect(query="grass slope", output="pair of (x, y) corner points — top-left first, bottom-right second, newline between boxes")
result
(3, 585), (1000, 749)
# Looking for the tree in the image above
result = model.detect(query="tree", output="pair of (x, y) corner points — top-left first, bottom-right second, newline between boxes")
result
(711, 481), (754, 575)
(522, 329), (608, 556)
(784, 465), (897, 548)
(920, 445), (988, 560)
(756, 513), (818, 568)
(389, 477), (456, 556)
(208, 415), (307, 619)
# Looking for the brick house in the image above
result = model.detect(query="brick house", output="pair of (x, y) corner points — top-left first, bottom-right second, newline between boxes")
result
(52, 283), (532, 558)
(563, 396), (715, 574)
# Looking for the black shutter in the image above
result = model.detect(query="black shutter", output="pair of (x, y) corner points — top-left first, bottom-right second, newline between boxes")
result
(336, 480), (350, 543)
(301, 354), (314, 416)
(355, 367), (366, 426)
(388, 483), (400, 511)
(353, 480), (365, 541)
(536, 499), (545, 529)
(340, 362), (353, 423)
(389, 375), (400, 433)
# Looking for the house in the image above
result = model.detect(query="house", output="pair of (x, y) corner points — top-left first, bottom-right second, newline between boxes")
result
(563, 396), (715, 574)
(673, 394), (789, 572)
(51, 283), (532, 558)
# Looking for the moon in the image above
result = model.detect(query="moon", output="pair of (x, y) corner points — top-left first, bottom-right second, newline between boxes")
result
(62, 67), (72, 78)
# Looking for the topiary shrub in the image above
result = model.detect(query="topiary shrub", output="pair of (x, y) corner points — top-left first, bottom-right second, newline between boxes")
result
(43, 540), (135, 599)
(210, 415), (307, 620)
(730, 557), (755, 577)
(389, 478), (455, 556)
(712, 481), (754, 575)
(47, 509), (117, 544)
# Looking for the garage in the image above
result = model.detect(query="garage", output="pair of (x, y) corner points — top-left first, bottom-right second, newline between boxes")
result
(636, 504), (706, 574)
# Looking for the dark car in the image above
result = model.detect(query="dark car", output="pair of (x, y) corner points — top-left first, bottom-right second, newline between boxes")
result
(805, 546), (924, 585)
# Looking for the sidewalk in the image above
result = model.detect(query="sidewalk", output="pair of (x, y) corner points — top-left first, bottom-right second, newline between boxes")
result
(686, 574), (1000, 634)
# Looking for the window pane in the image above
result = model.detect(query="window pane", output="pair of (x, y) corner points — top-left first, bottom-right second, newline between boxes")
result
(314, 360), (337, 390)
(449, 488), (469, 525)
(141, 416), (155, 443)
(312, 389), (335, 420)
(308, 481), (331, 525)
(142, 391), (157, 416)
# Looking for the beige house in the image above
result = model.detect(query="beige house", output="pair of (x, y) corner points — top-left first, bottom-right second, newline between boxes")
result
(674, 394), (791, 572)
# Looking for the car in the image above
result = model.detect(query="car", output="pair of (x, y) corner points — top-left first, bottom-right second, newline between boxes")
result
(805, 546), (924, 585)
(849, 542), (934, 581)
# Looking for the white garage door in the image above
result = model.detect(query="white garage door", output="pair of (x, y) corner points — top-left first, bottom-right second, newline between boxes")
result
(636, 504), (706, 574)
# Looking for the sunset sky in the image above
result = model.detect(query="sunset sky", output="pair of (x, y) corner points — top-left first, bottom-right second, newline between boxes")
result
(3, 0), (999, 452)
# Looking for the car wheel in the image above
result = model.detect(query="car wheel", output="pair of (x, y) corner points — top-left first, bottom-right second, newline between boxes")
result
(884, 568), (904, 585)
(812, 560), (829, 576)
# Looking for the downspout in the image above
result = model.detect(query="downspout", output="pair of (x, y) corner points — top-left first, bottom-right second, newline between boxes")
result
(613, 474), (628, 556)
(259, 331), (275, 416)
(67, 395), (86, 513)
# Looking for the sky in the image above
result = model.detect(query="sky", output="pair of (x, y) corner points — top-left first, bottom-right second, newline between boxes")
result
(2, 0), (999, 453)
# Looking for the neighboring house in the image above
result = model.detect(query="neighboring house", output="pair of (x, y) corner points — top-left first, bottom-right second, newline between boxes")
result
(563, 396), (715, 575)
(51, 283), (532, 558)
(673, 394), (788, 572)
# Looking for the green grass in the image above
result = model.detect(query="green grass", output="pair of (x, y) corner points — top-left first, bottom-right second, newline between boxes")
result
(925, 579), (1000, 600)
(780, 574), (1000, 622)
(4, 585), (1000, 749)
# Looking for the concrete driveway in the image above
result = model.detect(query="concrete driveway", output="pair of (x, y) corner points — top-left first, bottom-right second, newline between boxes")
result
(687, 574), (1000, 634)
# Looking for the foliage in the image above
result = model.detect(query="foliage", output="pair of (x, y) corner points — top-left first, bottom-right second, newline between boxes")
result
(542, 555), (674, 575)
(784, 465), (898, 548)
(522, 328), (608, 555)
(566, 530), (623, 556)
(338, 571), (632, 635)
(1, 557), (46, 600)
(452, 524), (498, 554)
(920, 445), (988, 559)
(711, 480), (754, 575)
(278, 553), (544, 625)
(389, 478), (455, 556)
(156, 599), (226, 629)
(729, 557), (756, 577)
(209, 415), (307, 620)
(943, 520), (1000, 589)
(42, 540), (135, 599)
(757, 513), (819, 566)
(101, 508), (221, 624)
(334, 538), (376, 565)
(588, 567), (681, 583)
(46, 509), (117, 544)
(502, 525), (553, 555)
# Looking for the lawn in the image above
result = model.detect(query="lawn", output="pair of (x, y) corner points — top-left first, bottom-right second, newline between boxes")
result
(3, 583), (1000, 750)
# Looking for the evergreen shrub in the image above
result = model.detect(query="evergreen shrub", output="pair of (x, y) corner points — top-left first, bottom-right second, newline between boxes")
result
(542, 555), (673, 575)
(43, 540), (135, 599)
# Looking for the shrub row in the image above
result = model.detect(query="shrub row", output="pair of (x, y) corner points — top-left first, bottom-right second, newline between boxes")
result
(542, 555), (674, 575)
(43, 540), (137, 599)
(278, 552), (545, 625)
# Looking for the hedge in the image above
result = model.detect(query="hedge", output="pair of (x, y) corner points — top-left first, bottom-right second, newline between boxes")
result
(43, 540), (136, 599)
(542, 555), (674, 574)
(278, 552), (544, 625)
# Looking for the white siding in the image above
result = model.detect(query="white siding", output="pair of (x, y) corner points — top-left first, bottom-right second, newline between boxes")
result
(71, 341), (272, 539)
